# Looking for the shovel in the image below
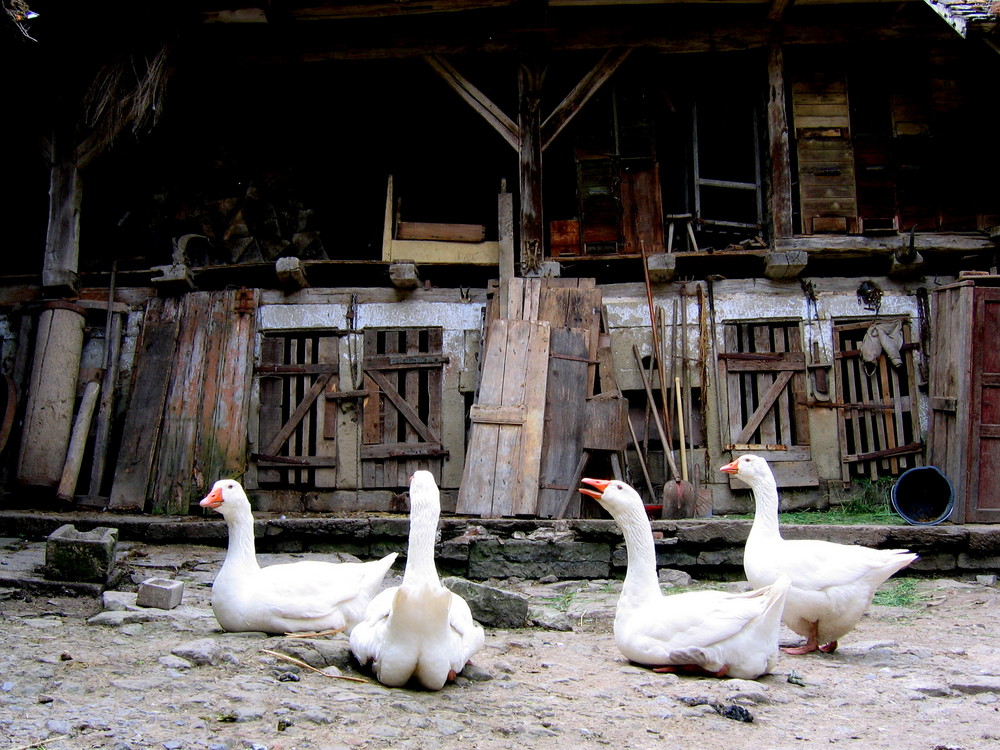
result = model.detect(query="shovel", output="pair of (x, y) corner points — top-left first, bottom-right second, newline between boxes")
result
(633, 345), (695, 517)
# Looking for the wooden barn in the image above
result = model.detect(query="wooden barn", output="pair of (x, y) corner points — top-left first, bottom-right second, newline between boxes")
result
(0, 0), (997, 522)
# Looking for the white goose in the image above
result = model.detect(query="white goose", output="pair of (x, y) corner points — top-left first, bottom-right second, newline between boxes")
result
(200, 478), (397, 635)
(350, 470), (485, 690)
(721, 454), (917, 654)
(579, 477), (789, 679)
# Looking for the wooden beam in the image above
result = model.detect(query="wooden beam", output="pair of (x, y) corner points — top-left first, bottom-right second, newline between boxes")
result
(238, 20), (953, 64)
(767, 0), (795, 22)
(518, 52), (546, 275)
(767, 43), (794, 239)
(499, 185), (515, 291)
(424, 55), (520, 150)
(541, 47), (632, 151)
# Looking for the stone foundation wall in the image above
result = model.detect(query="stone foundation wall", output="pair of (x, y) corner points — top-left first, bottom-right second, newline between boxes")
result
(3, 511), (998, 580)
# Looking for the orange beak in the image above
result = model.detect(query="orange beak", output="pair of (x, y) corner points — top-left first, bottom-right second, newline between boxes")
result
(200, 487), (224, 509)
(720, 459), (739, 474)
(579, 477), (611, 500)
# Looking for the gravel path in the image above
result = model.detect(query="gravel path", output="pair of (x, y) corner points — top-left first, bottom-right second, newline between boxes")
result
(2, 543), (999, 750)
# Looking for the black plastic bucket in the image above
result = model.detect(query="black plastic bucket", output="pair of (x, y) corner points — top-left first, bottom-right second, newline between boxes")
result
(890, 465), (955, 525)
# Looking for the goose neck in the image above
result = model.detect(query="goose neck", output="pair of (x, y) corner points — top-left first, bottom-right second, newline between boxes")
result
(614, 503), (662, 601)
(222, 512), (260, 572)
(747, 477), (782, 541)
(402, 495), (440, 585)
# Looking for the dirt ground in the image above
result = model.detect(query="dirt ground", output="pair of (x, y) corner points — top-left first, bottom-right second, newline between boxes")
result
(2, 542), (999, 750)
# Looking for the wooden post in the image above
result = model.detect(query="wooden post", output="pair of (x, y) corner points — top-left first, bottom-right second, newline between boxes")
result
(42, 158), (83, 294)
(518, 50), (546, 275)
(17, 303), (86, 488)
(767, 42), (794, 239)
(57, 379), (101, 501)
(87, 311), (123, 498)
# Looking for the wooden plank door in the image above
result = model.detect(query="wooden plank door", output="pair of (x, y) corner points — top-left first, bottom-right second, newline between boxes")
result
(254, 331), (340, 488)
(456, 318), (550, 516)
(720, 320), (818, 487)
(361, 327), (448, 488)
(967, 289), (1000, 522)
(108, 296), (181, 511)
(536, 327), (590, 518)
(832, 319), (922, 482)
(151, 291), (257, 513)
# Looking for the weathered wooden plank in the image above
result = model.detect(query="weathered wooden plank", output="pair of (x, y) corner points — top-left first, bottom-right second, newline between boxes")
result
(620, 164), (665, 254)
(258, 336), (284, 484)
(456, 319), (509, 515)
(469, 404), (527, 424)
(87, 311), (123, 498)
(768, 43), (793, 239)
(538, 284), (602, 393)
(518, 54), (545, 274)
(108, 297), (180, 512)
(396, 221), (486, 242)
(315, 335), (339, 487)
(753, 326), (778, 445)
(536, 327), (589, 518)
(210, 291), (256, 485)
(513, 320), (550, 515)
(152, 293), (226, 513)
(361, 443), (449, 459)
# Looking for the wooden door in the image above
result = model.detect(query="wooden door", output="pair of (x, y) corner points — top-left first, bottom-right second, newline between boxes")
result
(720, 320), (818, 487)
(255, 332), (341, 488)
(110, 290), (257, 514)
(456, 318), (550, 516)
(361, 327), (448, 488)
(832, 319), (922, 482)
(968, 289), (1000, 522)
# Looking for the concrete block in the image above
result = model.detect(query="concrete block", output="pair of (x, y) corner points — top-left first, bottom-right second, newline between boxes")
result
(44, 524), (118, 584)
(888, 250), (924, 279)
(136, 578), (185, 609)
(646, 252), (677, 283)
(150, 263), (195, 293)
(276, 256), (310, 289)
(389, 262), (420, 289)
(764, 250), (808, 280)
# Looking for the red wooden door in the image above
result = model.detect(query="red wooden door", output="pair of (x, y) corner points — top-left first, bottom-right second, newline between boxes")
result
(968, 289), (1000, 522)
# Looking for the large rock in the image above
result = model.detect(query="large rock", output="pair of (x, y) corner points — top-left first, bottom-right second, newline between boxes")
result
(468, 540), (610, 580)
(442, 577), (529, 629)
(267, 638), (354, 670)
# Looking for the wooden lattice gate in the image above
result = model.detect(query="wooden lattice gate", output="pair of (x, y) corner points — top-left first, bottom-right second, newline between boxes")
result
(255, 332), (341, 488)
(361, 327), (448, 488)
(719, 320), (818, 487)
(833, 319), (922, 481)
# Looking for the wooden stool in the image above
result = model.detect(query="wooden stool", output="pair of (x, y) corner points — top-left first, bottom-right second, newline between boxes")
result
(665, 214), (699, 252)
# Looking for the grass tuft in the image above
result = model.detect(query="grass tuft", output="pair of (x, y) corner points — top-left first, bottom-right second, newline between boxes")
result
(873, 578), (925, 607)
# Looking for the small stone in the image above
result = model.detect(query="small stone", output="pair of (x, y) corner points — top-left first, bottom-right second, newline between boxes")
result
(435, 718), (465, 736)
(976, 574), (997, 586)
(45, 719), (72, 735)
(171, 638), (224, 666)
(949, 676), (1000, 695)
(539, 575), (559, 584)
(158, 655), (193, 670)
(714, 703), (754, 723)
(460, 663), (493, 682)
